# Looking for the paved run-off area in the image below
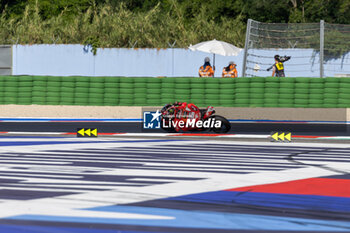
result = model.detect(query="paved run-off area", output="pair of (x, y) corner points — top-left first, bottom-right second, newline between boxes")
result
(0, 137), (349, 232)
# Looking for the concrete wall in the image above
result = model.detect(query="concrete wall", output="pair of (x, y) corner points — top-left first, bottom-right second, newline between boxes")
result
(12, 44), (350, 78)
(12, 44), (244, 77)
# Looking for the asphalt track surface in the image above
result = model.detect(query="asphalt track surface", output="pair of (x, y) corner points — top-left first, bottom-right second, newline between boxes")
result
(0, 122), (349, 136)
(0, 136), (350, 233)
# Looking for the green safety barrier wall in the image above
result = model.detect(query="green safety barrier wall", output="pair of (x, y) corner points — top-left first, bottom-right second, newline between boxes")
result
(0, 76), (349, 108)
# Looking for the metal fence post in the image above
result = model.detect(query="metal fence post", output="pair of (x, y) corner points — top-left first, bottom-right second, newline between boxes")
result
(242, 19), (252, 77)
(320, 20), (324, 78)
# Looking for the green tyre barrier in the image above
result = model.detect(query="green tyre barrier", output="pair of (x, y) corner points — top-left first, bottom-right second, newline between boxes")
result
(324, 88), (338, 94)
(324, 93), (338, 98)
(235, 83), (250, 88)
(18, 92), (32, 98)
(90, 77), (105, 83)
(120, 89), (134, 94)
(191, 89), (203, 94)
(147, 94), (161, 99)
(147, 88), (161, 94)
(339, 99), (350, 104)
(251, 93), (264, 99)
(61, 87), (74, 93)
(295, 83), (309, 89)
(295, 99), (308, 104)
(134, 93), (147, 98)
(309, 83), (324, 89)
(162, 83), (176, 88)
(309, 89), (324, 94)
(309, 94), (323, 99)
(134, 88), (147, 94)
(294, 94), (309, 99)
(89, 88), (104, 94)
(265, 83), (279, 88)
(279, 78), (295, 83)
(279, 83), (294, 88)
(206, 94), (220, 100)
(175, 89), (189, 95)
(120, 83), (133, 88)
(33, 81), (46, 87)
(220, 89), (234, 94)
(190, 83), (205, 89)
(60, 92), (75, 98)
(278, 99), (293, 104)
(161, 93), (174, 98)
(236, 78), (250, 83)
(89, 93), (104, 99)
(264, 93), (279, 98)
(250, 88), (265, 94)
(219, 94), (234, 100)
(104, 88), (118, 93)
(339, 93), (350, 99)
(264, 103), (279, 107)
(134, 83), (147, 88)
(175, 83), (190, 89)
(309, 99), (323, 104)
(90, 83), (104, 88)
(46, 101), (60, 105)
(106, 77), (119, 83)
(174, 78), (190, 84)
(235, 99), (250, 104)
(295, 78), (310, 83)
(295, 89), (309, 94)
(47, 92), (60, 97)
(47, 82), (61, 87)
(105, 93), (118, 98)
(339, 88), (350, 93)
(323, 104), (336, 108)
(324, 83), (339, 88)
(219, 78), (235, 84)
(146, 100), (161, 106)
(236, 93), (250, 99)
(219, 99), (234, 105)
(294, 104), (309, 108)
(61, 82), (75, 88)
(279, 93), (294, 99)
(219, 84), (235, 89)
(205, 89), (220, 94)
(147, 83), (161, 89)
(19, 81), (32, 87)
(325, 77), (340, 83)
(250, 83), (265, 88)
(278, 104), (294, 108)
(74, 87), (88, 93)
(104, 82), (119, 88)
(76, 82), (90, 88)
(340, 78), (350, 83)
(46, 97), (60, 102)
(337, 104), (350, 108)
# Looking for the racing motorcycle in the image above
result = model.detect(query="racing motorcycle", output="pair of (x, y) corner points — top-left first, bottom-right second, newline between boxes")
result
(160, 102), (231, 133)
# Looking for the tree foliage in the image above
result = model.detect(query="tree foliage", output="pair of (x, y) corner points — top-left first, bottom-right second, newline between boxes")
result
(0, 0), (349, 48)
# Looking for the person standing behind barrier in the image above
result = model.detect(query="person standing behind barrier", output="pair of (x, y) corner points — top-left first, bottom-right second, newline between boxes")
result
(198, 57), (214, 77)
(269, 55), (290, 77)
(222, 61), (238, 78)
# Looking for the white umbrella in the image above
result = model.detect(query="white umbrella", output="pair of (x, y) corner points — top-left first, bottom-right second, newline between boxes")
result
(189, 39), (242, 74)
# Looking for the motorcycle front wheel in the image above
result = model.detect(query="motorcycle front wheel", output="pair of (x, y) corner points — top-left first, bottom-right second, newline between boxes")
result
(209, 115), (231, 133)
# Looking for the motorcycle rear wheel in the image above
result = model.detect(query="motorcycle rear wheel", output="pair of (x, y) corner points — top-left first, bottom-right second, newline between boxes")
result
(209, 115), (231, 133)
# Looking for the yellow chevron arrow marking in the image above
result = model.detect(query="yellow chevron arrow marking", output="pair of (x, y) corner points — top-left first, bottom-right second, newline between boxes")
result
(91, 128), (98, 137)
(271, 132), (279, 141)
(85, 128), (91, 136)
(278, 132), (285, 141)
(285, 132), (292, 141)
(78, 128), (85, 136)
